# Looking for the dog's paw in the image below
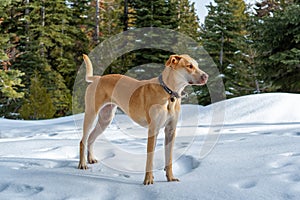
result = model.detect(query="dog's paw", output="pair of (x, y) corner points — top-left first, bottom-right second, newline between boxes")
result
(167, 177), (180, 182)
(78, 162), (88, 170)
(143, 172), (154, 185)
(88, 152), (98, 164)
(165, 167), (179, 182)
(88, 157), (98, 164)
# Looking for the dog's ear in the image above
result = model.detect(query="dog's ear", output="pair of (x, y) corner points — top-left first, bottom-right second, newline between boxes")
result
(165, 55), (181, 68)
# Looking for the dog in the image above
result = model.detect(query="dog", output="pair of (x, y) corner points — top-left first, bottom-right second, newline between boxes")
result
(78, 54), (208, 185)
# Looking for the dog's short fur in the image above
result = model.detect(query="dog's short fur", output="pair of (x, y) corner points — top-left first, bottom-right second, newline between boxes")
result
(78, 54), (208, 185)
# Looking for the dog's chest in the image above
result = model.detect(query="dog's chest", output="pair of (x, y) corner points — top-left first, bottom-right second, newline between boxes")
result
(166, 98), (180, 116)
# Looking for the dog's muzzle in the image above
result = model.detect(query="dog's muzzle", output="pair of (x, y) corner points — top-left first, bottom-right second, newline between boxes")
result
(189, 73), (208, 85)
(200, 73), (209, 85)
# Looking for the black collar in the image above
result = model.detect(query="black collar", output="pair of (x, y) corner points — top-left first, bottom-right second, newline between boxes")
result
(158, 74), (180, 100)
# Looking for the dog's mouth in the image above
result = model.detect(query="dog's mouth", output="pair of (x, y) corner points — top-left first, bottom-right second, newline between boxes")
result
(188, 73), (208, 86)
(188, 78), (208, 86)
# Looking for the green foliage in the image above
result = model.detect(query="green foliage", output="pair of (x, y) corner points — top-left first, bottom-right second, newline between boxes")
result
(0, 70), (24, 99)
(121, 0), (203, 82)
(255, 3), (300, 92)
(28, 0), (88, 89)
(0, 69), (24, 118)
(0, 0), (88, 118)
(20, 72), (55, 120)
(127, 0), (178, 71)
(43, 65), (72, 116)
(201, 0), (258, 98)
(177, 0), (201, 42)
(97, 0), (130, 75)
(98, 0), (124, 40)
(1, 0), (298, 119)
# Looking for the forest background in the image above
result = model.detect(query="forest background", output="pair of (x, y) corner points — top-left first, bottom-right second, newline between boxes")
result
(0, 0), (299, 119)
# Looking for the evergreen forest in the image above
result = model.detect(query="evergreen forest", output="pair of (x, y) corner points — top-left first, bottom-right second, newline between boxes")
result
(0, 0), (299, 119)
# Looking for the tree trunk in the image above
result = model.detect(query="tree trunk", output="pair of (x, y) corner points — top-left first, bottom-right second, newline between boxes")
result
(94, 0), (100, 43)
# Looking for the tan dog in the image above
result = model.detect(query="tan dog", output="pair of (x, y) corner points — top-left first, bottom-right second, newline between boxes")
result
(78, 54), (208, 185)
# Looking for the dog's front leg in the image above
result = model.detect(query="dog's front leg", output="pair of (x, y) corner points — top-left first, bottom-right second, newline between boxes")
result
(164, 120), (179, 182)
(143, 128), (158, 185)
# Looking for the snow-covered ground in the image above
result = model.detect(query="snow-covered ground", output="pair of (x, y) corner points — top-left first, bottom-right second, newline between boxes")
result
(1, 93), (300, 200)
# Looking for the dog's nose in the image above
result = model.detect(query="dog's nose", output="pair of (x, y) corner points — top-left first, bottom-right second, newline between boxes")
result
(201, 73), (208, 81)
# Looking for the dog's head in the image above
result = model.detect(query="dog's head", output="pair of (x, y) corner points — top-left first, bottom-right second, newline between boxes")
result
(165, 55), (208, 85)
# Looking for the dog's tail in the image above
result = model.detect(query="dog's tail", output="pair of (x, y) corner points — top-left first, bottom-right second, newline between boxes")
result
(83, 54), (99, 83)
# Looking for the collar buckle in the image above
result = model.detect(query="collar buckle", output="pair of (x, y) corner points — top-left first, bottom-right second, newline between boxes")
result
(158, 75), (180, 100)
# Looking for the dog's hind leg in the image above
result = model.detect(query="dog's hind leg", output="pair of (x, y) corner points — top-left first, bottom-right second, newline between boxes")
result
(78, 108), (98, 169)
(87, 104), (117, 164)
(78, 81), (101, 169)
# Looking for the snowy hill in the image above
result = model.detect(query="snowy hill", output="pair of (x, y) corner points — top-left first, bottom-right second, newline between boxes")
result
(0, 93), (300, 199)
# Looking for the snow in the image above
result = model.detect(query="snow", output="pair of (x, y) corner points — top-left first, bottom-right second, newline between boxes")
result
(1, 93), (300, 200)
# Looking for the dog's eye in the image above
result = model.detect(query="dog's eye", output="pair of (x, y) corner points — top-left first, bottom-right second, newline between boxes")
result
(187, 65), (193, 69)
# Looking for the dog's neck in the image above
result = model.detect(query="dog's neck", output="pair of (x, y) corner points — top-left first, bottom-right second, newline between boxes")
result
(161, 67), (188, 96)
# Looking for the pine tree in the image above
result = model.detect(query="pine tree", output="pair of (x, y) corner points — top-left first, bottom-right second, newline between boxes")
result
(173, 0), (208, 104)
(0, 70), (24, 99)
(68, 0), (92, 54)
(0, 0), (27, 118)
(254, 1), (300, 92)
(20, 72), (55, 120)
(123, 0), (179, 79)
(0, 0), (87, 118)
(0, 69), (25, 118)
(177, 0), (201, 42)
(201, 0), (252, 98)
(30, 0), (87, 89)
(16, 0), (73, 117)
(99, 0), (124, 41)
